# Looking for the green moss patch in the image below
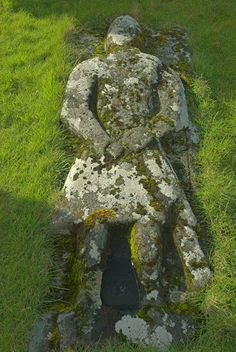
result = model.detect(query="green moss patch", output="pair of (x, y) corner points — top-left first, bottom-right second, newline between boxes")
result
(84, 208), (116, 229)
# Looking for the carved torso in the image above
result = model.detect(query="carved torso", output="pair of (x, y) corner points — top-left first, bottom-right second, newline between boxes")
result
(97, 48), (161, 134)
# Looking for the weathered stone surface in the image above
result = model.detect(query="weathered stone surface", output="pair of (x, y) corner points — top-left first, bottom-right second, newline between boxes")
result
(30, 15), (212, 351)
(115, 311), (194, 351)
(144, 26), (192, 76)
(105, 15), (144, 51)
(57, 311), (78, 350)
(28, 314), (54, 352)
(66, 27), (102, 62)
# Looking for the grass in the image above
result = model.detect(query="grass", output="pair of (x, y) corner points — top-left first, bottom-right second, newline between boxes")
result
(0, 0), (235, 351)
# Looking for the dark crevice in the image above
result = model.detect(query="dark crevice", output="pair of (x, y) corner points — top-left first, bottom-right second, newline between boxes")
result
(100, 223), (141, 311)
(161, 204), (187, 300)
(88, 76), (110, 135)
(150, 82), (161, 115)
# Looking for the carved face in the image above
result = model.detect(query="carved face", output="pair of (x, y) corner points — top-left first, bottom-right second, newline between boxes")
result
(105, 15), (144, 52)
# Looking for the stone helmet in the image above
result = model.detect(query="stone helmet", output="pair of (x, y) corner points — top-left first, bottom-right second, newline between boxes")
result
(105, 15), (144, 52)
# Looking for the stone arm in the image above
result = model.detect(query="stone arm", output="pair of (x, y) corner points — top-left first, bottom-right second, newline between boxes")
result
(119, 126), (155, 153)
(61, 59), (111, 156)
(173, 196), (211, 290)
(117, 65), (198, 154)
(150, 67), (198, 144)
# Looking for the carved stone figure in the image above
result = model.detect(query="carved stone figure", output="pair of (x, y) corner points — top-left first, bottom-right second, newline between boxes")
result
(29, 16), (211, 352)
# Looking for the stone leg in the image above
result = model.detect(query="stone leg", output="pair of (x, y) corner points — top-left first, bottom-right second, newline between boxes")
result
(75, 221), (109, 340)
(130, 220), (163, 304)
(173, 198), (211, 290)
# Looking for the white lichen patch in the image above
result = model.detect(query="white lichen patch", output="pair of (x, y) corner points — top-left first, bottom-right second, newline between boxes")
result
(181, 319), (188, 335)
(147, 290), (159, 300)
(89, 240), (101, 262)
(183, 247), (204, 264)
(179, 200), (197, 226)
(115, 316), (148, 344)
(150, 325), (173, 350)
(171, 102), (179, 112)
(149, 271), (159, 280)
(174, 221), (212, 289)
(192, 267), (211, 289)
(124, 77), (139, 86)
(168, 320), (176, 328)
(63, 157), (158, 221)
(115, 315), (174, 351)
(144, 153), (179, 201)
(144, 158), (164, 180)
(180, 226), (206, 266)
(159, 180), (177, 201)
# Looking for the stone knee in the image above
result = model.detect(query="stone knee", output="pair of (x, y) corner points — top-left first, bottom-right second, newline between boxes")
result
(173, 199), (211, 290)
(129, 220), (163, 294)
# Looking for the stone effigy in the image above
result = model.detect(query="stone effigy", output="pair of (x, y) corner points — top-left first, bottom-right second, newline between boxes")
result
(29, 16), (211, 352)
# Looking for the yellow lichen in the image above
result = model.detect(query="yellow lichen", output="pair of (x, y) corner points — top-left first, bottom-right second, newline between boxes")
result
(129, 224), (142, 275)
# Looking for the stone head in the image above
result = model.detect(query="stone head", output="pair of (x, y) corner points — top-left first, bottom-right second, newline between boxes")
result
(105, 15), (144, 52)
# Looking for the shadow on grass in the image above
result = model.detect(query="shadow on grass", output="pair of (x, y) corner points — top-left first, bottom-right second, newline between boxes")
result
(0, 188), (54, 350)
(11, 0), (141, 31)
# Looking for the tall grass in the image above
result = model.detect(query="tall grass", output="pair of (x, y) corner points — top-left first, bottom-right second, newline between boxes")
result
(0, 0), (235, 351)
(0, 4), (73, 351)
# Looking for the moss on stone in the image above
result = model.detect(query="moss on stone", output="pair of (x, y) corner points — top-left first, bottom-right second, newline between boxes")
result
(143, 25), (193, 86)
(75, 304), (89, 331)
(138, 298), (197, 322)
(136, 155), (146, 175)
(48, 302), (77, 314)
(137, 303), (160, 322)
(140, 176), (157, 196)
(164, 176), (172, 185)
(137, 308), (152, 322)
(149, 200), (162, 212)
(109, 186), (119, 195)
(129, 224), (142, 276)
(151, 114), (175, 127)
(107, 36), (144, 54)
(94, 39), (106, 57)
(162, 300), (198, 319)
(99, 113), (112, 131)
(119, 151), (136, 164)
(84, 208), (116, 229)
(71, 252), (87, 293)
(49, 323), (60, 350)
(176, 201), (185, 213)
(183, 265), (196, 291)
(135, 202), (148, 215)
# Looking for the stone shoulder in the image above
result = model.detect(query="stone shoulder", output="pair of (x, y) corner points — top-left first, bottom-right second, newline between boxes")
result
(69, 56), (108, 80)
